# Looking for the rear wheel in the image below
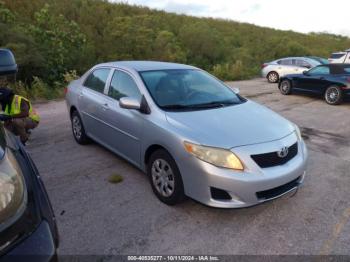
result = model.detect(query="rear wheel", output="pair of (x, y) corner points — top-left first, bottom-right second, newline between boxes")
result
(324, 86), (343, 105)
(147, 149), (185, 205)
(267, 71), (279, 83)
(71, 110), (90, 144)
(279, 80), (292, 95)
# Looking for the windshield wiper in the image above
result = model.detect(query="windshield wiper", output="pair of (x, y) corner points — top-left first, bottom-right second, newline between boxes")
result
(161, 100), (238, 110)
(161, 104), (192, 110)
(190, 100), (238, 108)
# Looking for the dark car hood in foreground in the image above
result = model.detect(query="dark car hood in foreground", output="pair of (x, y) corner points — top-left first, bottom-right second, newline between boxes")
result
(165, 100), (295, 148)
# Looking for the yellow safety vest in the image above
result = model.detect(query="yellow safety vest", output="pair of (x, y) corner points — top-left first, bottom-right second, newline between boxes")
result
(4, 95), (40, 122)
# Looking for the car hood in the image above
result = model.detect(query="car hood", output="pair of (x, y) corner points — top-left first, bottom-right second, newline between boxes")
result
(165, 100), (295, 148)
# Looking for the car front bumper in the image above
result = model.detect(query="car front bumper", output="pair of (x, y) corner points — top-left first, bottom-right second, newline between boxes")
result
(1, 221), (57, 262)
(178, 132), (308, 208)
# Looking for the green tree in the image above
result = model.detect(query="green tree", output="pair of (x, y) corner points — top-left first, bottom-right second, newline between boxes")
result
(152, 30), (186, 62)
(26, 4), (86, 83)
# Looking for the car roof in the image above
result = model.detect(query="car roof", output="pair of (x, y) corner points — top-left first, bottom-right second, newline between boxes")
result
(315, 63), (350, 74)
(98, 61), (198, 72)
(316, 63), (350, 67)
(273, 57), (319, 63)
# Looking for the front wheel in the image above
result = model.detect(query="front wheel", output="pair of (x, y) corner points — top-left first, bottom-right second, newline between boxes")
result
(147, 149), (185, 205)
(324, 86), (343, 105)
(279, 80), (292, 95)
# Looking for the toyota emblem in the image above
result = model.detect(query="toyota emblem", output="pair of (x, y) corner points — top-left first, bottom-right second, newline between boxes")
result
(277, 146), (289, 158)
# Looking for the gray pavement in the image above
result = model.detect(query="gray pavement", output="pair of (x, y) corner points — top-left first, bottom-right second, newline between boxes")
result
(27, 78), (350, 255)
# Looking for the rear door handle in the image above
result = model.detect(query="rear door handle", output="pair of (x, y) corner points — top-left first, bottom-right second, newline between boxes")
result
(78, 93), (84, 98)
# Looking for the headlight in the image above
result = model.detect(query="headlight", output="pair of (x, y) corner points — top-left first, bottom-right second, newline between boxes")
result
(294, 124), (302, 141)
(184, 142), (244, 170)
(0, 150), (26, 226)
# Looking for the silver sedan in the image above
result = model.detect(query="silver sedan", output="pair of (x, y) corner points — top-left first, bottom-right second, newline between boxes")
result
(66, 61), (308, 208)
(262, 57), (320, 83)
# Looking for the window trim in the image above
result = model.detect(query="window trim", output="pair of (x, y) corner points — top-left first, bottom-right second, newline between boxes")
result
(107, 68), (142, 101)
(82, 67), (112, 94)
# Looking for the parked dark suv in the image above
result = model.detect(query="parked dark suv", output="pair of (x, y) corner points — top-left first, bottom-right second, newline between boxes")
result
(0, 49), (58, 261)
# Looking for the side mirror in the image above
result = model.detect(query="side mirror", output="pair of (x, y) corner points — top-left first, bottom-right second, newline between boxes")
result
(232, 87), (240, 94)
(303, 71), (309, 76)
(119, 97), (141, 110)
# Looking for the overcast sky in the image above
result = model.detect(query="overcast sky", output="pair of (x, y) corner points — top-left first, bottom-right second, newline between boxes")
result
(113, 0), (350, 37)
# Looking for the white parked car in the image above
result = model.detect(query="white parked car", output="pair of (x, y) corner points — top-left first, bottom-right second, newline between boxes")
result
(261, 57), (321, 83)
(328, 49), (350, 64)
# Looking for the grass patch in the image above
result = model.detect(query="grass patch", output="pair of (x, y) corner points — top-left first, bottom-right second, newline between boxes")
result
(108, 174), (123, 184)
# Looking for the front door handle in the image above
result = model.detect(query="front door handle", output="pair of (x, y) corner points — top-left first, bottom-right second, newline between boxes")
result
(319, 77), (325, 80)
(101, 103), (109, 111)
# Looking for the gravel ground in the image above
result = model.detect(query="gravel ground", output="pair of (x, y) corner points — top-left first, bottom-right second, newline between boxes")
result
(27, 78), (350, 255)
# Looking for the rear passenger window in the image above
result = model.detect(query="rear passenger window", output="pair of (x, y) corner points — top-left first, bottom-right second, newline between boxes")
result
(108, 70), (141, 100)
(296, 60), (311, 68)
(279, 59), (293, 65)
(84, 68), (110, 93)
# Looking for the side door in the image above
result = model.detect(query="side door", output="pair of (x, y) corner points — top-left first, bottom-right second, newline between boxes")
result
(99, 69), (143, 166)
(277, 59), (294, 76)
(295, 59), (311, 73)
(296, 66), (330, 93)
(77, 67), (112, 140)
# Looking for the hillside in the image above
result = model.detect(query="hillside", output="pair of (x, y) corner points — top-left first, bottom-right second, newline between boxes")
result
(1, 0), (350, 92)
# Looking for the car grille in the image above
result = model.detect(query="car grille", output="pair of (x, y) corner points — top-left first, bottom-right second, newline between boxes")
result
(256, 176), (301, 200)
(251, 142), (298, 168)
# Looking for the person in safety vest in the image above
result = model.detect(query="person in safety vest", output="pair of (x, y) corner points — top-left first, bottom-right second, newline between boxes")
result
(0, 85), (40, 145)
(0, 49), (40, 145)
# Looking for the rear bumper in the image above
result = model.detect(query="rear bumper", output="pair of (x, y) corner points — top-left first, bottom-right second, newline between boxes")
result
(2, 221), (57, 262)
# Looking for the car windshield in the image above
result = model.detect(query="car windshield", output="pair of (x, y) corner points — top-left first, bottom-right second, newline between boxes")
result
(139, 69), (244, 110)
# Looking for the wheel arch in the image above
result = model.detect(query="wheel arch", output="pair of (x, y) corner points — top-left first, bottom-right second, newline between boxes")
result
(267, 70), (279, 77)
(70, 106), (78, 119)
(144, 144), (169, 168)
(279, 77), (291, 88)
(323, 83), (346, 95)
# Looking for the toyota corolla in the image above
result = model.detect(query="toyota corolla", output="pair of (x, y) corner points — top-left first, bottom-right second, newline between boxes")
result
(66, 61), (308, 208)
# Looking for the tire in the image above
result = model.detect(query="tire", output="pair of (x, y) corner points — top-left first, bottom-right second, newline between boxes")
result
(147, 149), (185, 205)
(324, 86), (343, 105)
(279, 80), (292, 95)
(267, 71), (279, 83)
(71, 110), (90, 144)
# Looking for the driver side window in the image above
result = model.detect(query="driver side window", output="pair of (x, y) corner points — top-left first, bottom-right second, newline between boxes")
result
(108, 70), (141, 101)
(309, 66), (330, 75)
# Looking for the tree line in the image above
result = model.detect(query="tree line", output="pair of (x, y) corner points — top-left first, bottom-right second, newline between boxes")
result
(1, 0), (349, 97)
